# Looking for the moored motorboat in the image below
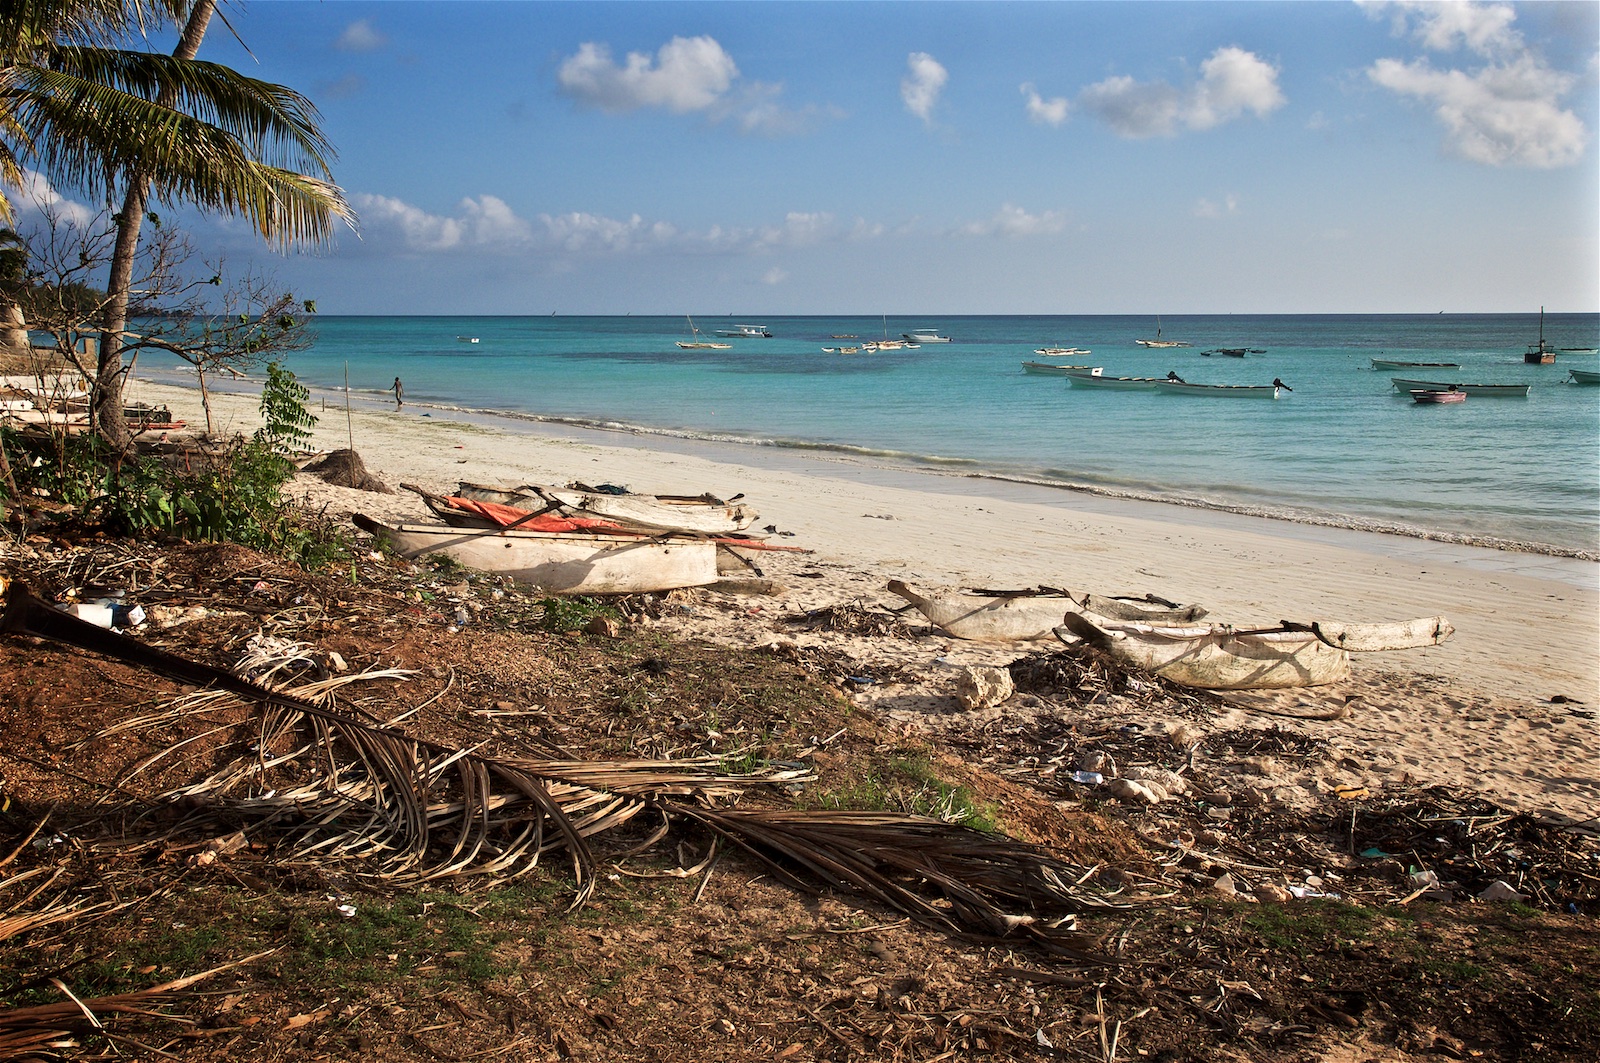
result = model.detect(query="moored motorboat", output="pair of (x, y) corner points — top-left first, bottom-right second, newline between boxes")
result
(353, 514), (720, 595)
(1411, 388), (1465, 404)
(1371, 359), (1460, 370)
(1524, 307), (1556, 364)
(1034, 346), (1090, 357)
(1567, 368), (1600, 385)
(1154, 379), (1286, 399)
(887, 580), (1206, 643)
(1065, 370), (1159, 390)
(714, 324), (772, 338)
(902, 329), (951, 343)
(1390, 377), (1530, 397)
(1021, 361), (1095, 376)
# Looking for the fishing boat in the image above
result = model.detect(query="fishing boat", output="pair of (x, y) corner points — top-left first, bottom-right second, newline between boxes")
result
(1524, 307), (1556, 364)
(456, 336), (480, 344)
(1034, 346), (1091, 357)
(1154, 379), (1286, 399)
(675, 316), (733, 350)
(1568, 368), (1600, 385)
(1390, 377), (1530, 397)
(1065, 370), (1161, 391)
(887, 580), (1206, 643)
(1021, 361), (1096, 376)
(714, 324), (772, 338)
(352, 514), (720, 595)
(1371, 358), (1460, 370)
(453, 481), (758, 535)
(1057, 610), (1452, 690)
(1135, 317), (1191, 348)
(902, 328), (951, 343)
(1411, 388), (1465, 404)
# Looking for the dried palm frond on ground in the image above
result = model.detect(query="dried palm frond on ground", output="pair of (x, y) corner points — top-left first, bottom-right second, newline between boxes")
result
(783, 600), (915, 638)
(677, 808), (1125, 960)
(301, 448), (392, 493)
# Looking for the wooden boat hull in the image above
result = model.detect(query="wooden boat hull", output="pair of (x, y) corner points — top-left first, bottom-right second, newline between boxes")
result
(1059, 614), (1350, 689)
(1371, 359), (1460, 370)
(457, 482), (757, 534)
(1066, 373), (1160, 391)
(353, 515), (719, 595)
(1022, 361), (1094, 376)
(1390, 377), (1529, 397)
(1154, 381), (1279, 399)
(1411, 389), (1465, 404)
(887, 580), (1206, 643)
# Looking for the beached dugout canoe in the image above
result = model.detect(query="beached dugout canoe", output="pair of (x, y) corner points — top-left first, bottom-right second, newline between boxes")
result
(1058, 609), (1453, 689)
(353, 514), (720, 595)
(1057, 613), (1351, 689)
(887, 580), (1206, 643)
(456, 481), (757, 535)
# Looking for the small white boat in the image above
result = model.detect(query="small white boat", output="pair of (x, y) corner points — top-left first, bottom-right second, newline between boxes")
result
(902, 329), (951, 343)
(889, 580), (1205, 643)
(1021, 361), (1096, 376)
(1568, 368), (1600, 385)
(1154, 379), (1286, 399)
(1390, 377), (1530, 397)
(1035, 346), (1091, 357)
(353, 515), (720, 595)
(714, 324), (772, 338)
(456, 336), (479, 343)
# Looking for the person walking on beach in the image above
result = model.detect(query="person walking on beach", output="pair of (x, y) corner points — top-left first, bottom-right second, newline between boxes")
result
(391, 377), (404, 408)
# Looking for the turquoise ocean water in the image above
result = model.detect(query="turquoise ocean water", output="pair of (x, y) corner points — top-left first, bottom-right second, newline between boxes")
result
(140, 313), (1600, 557)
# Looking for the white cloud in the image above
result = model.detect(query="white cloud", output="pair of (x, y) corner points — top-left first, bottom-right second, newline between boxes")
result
(961, 204), (1067, 238)
(1021, 83), (1069, 127)
(351, 194), (845, 257)
(11, 170), (95, 229)
(1188, 47), (1287, 130)
(555, 36), (826, 135)
(1359, 1), (1521, 58)
(901, 52), (948, 125)
(1362, 1), (1587, 168)
(762, 267), (788, 285)
(1079, 47), (1284, 138)
(1194, 194), (1240, 219)
(557, 36), (738, 114)
(352, 194), (463, 251)
(335, 19), (387, 53)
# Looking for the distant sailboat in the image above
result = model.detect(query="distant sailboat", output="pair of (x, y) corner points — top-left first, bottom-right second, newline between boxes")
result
(676, 315), (732, 350)
(1524, 306), (1556, 364)
(1136, 316), (1191, 349)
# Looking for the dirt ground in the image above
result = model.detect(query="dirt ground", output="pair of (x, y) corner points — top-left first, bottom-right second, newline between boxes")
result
(1, 526), (1597, 1062)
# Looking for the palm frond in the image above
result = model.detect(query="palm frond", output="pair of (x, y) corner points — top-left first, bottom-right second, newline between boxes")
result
(675, 808), (1122, 960)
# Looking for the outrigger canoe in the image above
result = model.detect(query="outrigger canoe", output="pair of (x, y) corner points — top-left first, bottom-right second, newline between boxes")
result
(455, 481), (757, 535)
(353, 514), (720, 595)
(1057, 612), (1453, 690)
(887, 580), (1206, 643)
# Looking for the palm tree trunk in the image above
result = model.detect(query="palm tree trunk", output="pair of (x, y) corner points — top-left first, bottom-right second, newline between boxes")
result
(94, 0), (217, 449)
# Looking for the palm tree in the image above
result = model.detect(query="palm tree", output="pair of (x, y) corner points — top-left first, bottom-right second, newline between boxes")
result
(1, 0), (354, 444)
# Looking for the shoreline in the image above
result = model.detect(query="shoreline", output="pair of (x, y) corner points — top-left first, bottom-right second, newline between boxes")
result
(127, 374), (1600, 709)
(138, 367), (1599, 562)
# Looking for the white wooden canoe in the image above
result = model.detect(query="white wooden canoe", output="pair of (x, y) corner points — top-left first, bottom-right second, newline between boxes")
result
(1058, 613), (1351, 689)
(457, 482), (757, 535)
(887, 580), (1206, 643)
(353, 515), (719, 595)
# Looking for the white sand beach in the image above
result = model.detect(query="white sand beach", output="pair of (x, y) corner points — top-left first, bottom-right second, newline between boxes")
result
(129, 377), (1600, 821)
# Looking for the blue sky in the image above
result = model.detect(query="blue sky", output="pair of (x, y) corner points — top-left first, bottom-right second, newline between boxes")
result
(26, 0), (1600, 315)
